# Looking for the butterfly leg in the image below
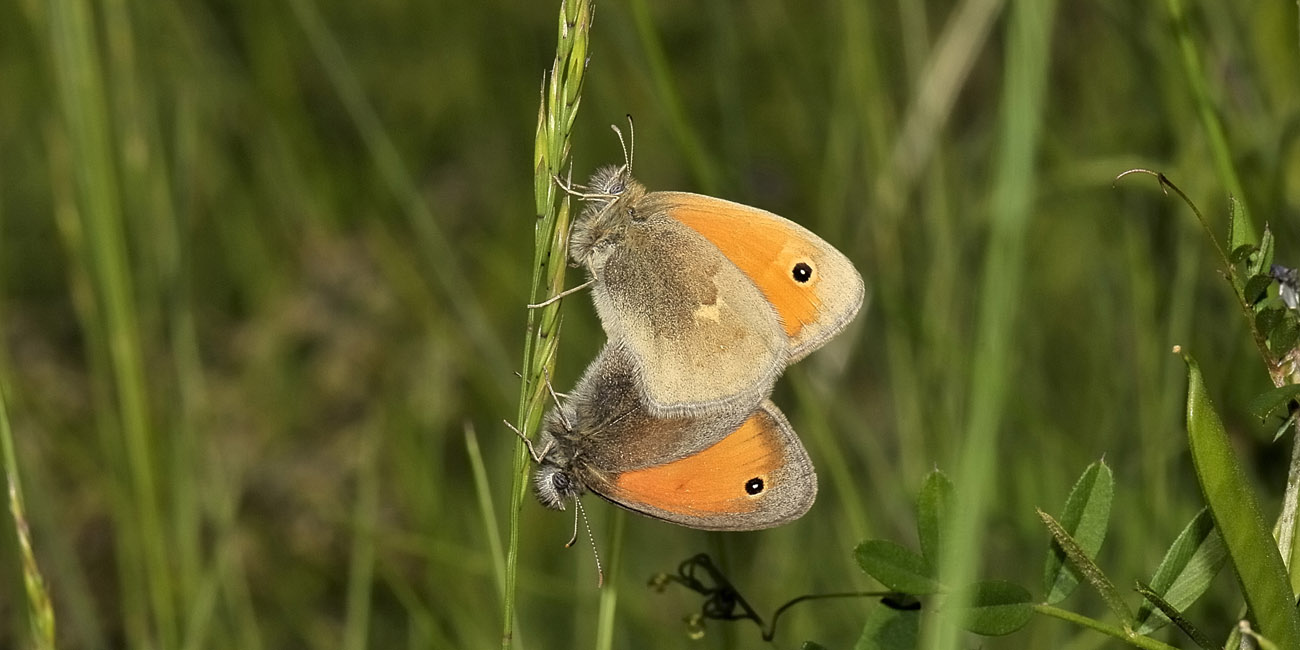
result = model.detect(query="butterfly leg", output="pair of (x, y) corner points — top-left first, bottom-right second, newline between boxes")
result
(551, 165), (618, 202)
(502, 420), (554, 463)
(527, 278), (594, 309)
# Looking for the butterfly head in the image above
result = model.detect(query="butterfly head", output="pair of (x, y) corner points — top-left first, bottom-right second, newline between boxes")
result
(533, 410), (587, 510)
(569, 164), (646, 270)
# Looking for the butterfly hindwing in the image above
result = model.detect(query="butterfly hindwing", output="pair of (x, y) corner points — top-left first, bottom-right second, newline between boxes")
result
(587, 400), (817, 531)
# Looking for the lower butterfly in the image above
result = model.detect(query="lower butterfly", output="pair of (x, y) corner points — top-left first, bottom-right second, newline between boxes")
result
(524, 344), (817, 531)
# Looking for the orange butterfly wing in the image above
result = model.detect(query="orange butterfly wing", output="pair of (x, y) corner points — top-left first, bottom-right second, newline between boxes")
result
(592, 401), (816, 530)
(649, 192), (865, 361)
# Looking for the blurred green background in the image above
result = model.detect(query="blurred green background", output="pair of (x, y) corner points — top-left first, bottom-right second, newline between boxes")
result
(4, 0), (1300, 647)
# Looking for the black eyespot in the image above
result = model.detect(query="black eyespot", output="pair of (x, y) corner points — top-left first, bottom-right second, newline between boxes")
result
(552, 472), (571, 492)
(792, 262), (813, 283)
(745, 477), (764, 495)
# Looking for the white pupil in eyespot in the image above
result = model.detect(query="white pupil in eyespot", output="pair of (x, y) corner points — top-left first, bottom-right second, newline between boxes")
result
(792, 262), (813, 283)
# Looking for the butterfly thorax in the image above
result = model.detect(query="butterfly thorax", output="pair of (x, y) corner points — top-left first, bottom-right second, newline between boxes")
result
(569, 165), (647, 271)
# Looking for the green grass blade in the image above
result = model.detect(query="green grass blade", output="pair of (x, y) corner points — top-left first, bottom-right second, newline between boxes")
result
(1162, 0), (1256, 248)
(1134, 508), (1226, 634)
(466, 424), (507, 598)
(1181, 352), (1300, 647)
(882, 0), (1003, 206)
(594, 510), (625, 650)
(930, 0), (1057, 645)
(343, 428), (380, 650)
(47, 0), (175, 644)
(626, 0), (720, 193)
(286, 0), (514, 398)
(1043, 461), (1114, 604)
(1, 382), (55, 650)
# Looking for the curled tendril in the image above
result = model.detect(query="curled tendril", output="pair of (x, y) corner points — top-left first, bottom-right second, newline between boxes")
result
(652, 553), (897, 641)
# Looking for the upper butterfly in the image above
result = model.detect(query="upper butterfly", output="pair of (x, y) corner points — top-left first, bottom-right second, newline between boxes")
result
(568, 134), (866, 419)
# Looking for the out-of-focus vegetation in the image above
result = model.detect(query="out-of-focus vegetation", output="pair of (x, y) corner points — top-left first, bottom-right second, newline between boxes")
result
(3, 0), (1300, 647)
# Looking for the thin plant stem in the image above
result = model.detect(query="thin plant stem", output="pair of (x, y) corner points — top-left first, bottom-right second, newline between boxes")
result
(1, 381), (56, 649)
(342, 422), (380, 650)
(466, 424), (508, 598)
(1033, 604), (1180, 650)
(594, 510), (625, 650)
(503, 1), (594, 648)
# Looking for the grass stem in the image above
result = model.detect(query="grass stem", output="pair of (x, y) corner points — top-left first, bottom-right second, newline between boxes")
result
(503, 2), (594, 648)
(1, 381), (55, 650)
(927, 0), (1056, 646)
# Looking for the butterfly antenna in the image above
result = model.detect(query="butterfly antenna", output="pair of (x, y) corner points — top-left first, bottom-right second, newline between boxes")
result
(625, 114), (635, 170)
(611, 117), (633, 174)
(567, 498), (605, 587)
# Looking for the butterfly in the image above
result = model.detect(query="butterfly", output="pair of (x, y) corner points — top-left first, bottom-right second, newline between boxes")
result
(565, 124), (865, 418)
(525, 344), (816, 530)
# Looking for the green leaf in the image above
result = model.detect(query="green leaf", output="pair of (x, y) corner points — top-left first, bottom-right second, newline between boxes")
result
(1229, 196), (1257, 260)
(1245, 273), (1274, 306)
(854, 540), (941, 595)
(1250, 223), (1275, 277)
(916, 470), (954, 570)
(1268, 311), (1300, 355)
(1256, 307), (1285, 336)
(1039, 509), (1132, 624)
(1135, 582), (1216, 649)
(1225, 625), (1243, 649)
(1247, 384), (1300, 421)
(1272, 410), (1298, 444)
(1230, 243), (1258, 265)
(1134, 508), (1227, 634)
(1182, 353), (1300, 648)
(1042, 461), (1113, 604)
(958, 580), (1034, 636)
(801, 642), (831, 650)
(854, 600), (920, 650)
